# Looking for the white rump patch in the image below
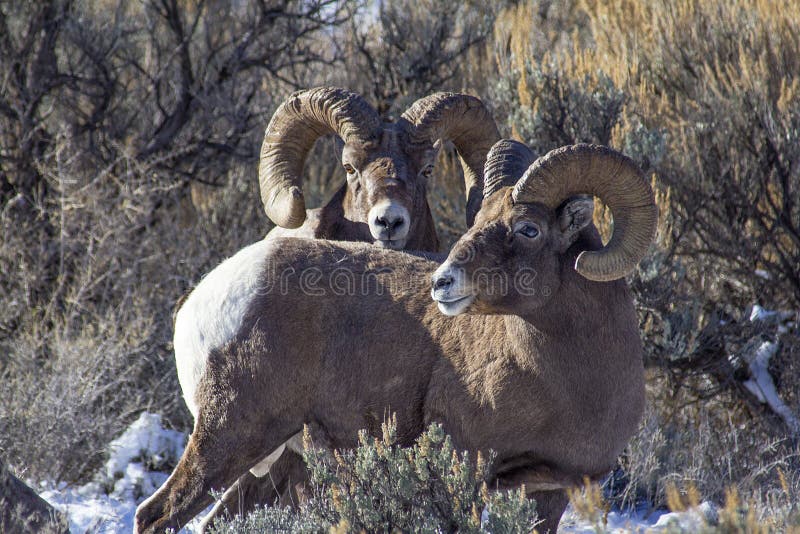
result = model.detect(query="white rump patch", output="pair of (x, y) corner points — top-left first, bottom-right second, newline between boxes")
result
(174, 238), (275, 419)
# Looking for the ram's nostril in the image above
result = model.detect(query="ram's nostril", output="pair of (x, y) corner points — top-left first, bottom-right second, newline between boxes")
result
(433, 274), (454, 291)
(376, 214), (405, 231)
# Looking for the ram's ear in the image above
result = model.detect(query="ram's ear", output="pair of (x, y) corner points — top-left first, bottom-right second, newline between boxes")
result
(333, 136), (345, 162)
(557, 196), (594, 252)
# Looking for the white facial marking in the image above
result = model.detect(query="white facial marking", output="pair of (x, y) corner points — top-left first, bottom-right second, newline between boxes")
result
(436, 295), (475, 316)
(368, 199), (410, 248)
(431, 262), (475, 316)
(174, 238), (275, 419)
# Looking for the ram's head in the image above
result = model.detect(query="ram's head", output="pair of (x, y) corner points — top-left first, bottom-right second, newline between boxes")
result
(432, 140), (657, 316)
(259, 87), (499, 249)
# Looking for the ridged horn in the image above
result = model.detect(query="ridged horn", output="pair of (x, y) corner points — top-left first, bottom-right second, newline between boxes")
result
(401, 93), (500, 227)
(259, 87), (381, 228)
(512, 144), (657, 281)
(483, 139), (537, 199)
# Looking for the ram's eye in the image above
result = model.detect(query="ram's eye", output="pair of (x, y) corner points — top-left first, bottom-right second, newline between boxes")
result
(343, 163), (356, 175)
(515, 223), (540, 239)
(420, 164), (434, 179)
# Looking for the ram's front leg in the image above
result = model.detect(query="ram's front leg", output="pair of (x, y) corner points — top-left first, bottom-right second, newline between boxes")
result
(491, 463), (581, 534)
(527, 490), (569, 534)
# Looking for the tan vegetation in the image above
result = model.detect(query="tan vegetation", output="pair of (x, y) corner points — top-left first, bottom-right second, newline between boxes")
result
(1, 0), (798, 529)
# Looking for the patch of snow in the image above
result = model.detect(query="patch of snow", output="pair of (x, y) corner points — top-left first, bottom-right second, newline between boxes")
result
(740, 305), (800, 435)
(40, 483), (136, 533)
(742, 341), (800, 436)
(560, 501), (718, 533)
(104, 412), (185, 501)
(651, 501), (718, 531)
(749, 305), (795, 333)
(41, 412), (209, 534)
(750, 304), (772, 322)
(749, 304), (794, 324)
(560, 504), (663, 533)
(754, 269), (771, 280)
(484, 501), (709, 533)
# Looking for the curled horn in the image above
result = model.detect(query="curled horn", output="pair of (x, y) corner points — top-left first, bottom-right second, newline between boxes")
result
(401, 93), (500, 227)
(259, 87), (381, 228)
(482, 139), (537, 199)
(513, 144), (657, 281)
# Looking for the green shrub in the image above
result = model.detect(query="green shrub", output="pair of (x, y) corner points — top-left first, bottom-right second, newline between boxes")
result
(208, 420), (538, 534)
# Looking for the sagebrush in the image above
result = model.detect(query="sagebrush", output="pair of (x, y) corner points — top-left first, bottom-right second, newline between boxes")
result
(208, 420), (538, 534)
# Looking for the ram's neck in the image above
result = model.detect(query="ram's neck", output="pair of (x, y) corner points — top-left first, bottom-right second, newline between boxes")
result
(509, 276), (638, 369)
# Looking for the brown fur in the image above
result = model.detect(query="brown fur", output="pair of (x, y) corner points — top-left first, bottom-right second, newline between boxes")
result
(135, 187), (647, 533)
(244, 95), (499, 523)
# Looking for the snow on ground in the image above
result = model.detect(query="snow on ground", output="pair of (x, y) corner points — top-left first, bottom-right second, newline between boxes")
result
(742, 339), (800, 435)
(40, 412), (203, 534)
(559, 500), (719, 533)
(743, 305), (800, 436)
(39, 411), (719, 533)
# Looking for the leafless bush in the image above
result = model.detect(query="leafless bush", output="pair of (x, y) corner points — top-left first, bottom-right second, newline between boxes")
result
(0, 133), (266, 482)
(0, 0), (352, 483)
(613, 385), (799, 526)
(335, 0), (497, 116)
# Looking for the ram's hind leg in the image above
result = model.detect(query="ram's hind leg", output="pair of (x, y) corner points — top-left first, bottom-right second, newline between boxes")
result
(529, 490), (568, 534)
(134, 403), (290, 534)
(198, 428), (325, 530)
(253, 430), (317, 508)
(268, 447), (314, 506)
(135, 352), (304, 532)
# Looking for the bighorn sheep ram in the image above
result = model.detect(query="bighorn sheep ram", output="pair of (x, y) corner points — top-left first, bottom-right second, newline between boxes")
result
(199, 86), (500, 524)
(136, 140), (656, 534)
(260, 86), (500, 250)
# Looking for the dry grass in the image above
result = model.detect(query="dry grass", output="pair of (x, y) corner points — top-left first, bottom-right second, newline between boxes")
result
(491, 0), (800, 304)
(583, 0), (800, 306)
(572, 474), (800, 532)
(0, 139), (268, 482)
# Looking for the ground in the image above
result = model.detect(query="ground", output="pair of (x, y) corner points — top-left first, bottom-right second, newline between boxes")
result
(38, 412), (719, 533)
